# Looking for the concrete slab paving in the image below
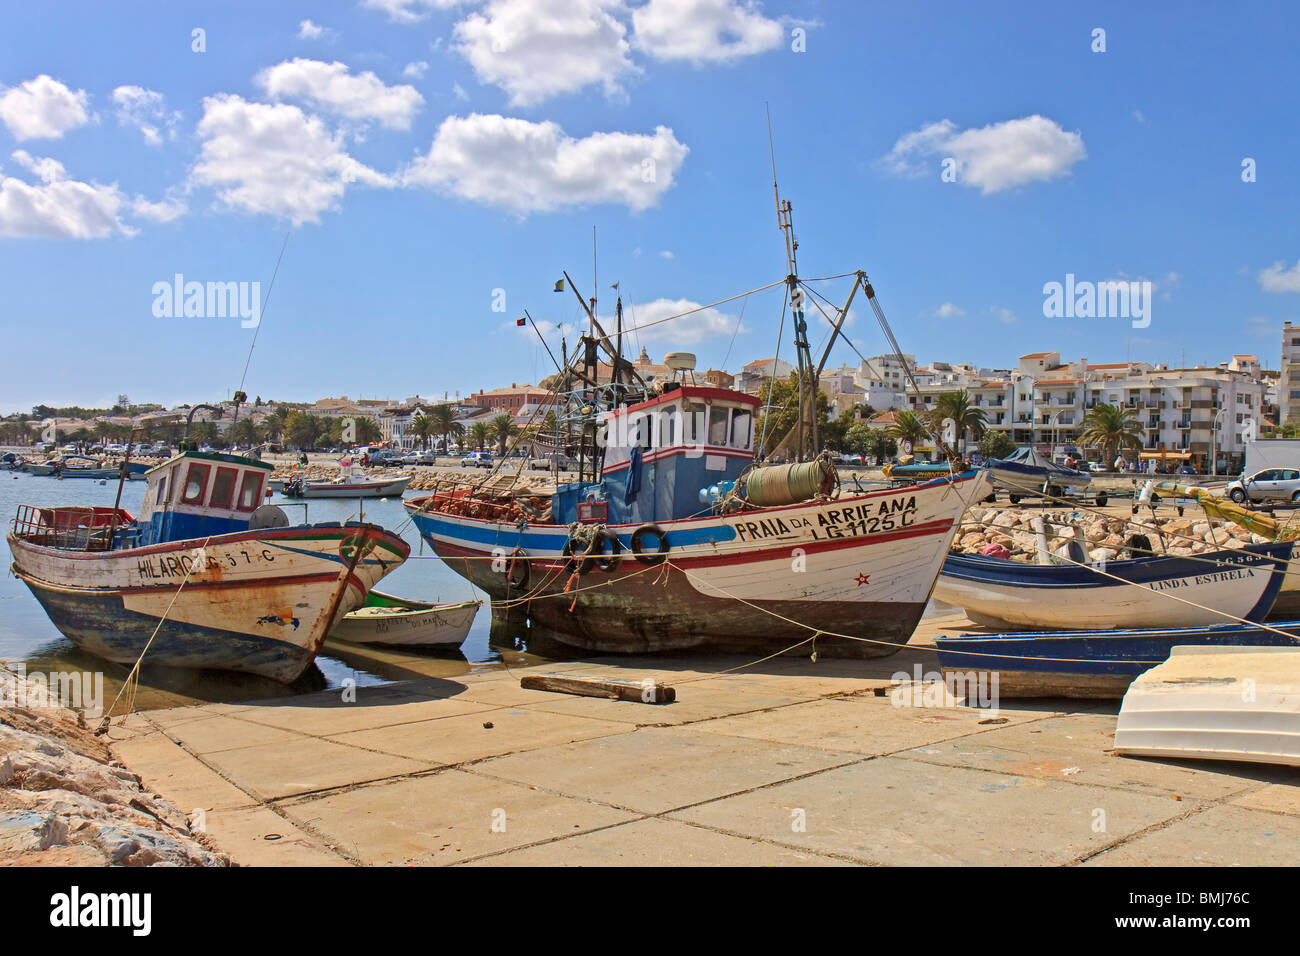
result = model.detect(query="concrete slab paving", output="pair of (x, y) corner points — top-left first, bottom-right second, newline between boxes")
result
(233, 692), (499, 737)
(897, 714), (1265, 801)
(278, 769), (636, 866)
(202, 806), (351, 866)
(109, 731), (257, 813)
(474, 725), (860, 815)
(465, 816), (852, 866)
(669, 755), (1190, 866)
(1083, 804), (1300, 866)
(327, 707), (632, 765)
(157, 714), (305, 755)
(690, 695), (1052, 757)
(201, 736), (432, 801)
(1229, 780), (1300, 816)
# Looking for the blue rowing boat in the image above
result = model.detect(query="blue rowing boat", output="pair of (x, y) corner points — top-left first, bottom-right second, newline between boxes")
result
(934, 619), (1300, 698)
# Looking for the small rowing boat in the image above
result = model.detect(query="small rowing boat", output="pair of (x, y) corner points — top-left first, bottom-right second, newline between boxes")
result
(934, 619), (1300, 698)
(934, 542), (1293, 631)
(329, 591), (481, 647)
(1114, 645), (1300, 766)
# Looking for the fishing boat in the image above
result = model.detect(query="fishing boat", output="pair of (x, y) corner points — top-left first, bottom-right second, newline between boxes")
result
(329, 592), (481, 647)
(25, 462), (57, 476)
(934, 542), (1293, 631)
(1114, 645), (1300, 767)
(934, 619), (1300, 698)
(282, 462), (411, 499)
(6, 450), (409, 682)
(987, 446), (1092, 501)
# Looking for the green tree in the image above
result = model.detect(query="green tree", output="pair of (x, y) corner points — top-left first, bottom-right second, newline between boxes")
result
(755, 373), (833, 457)
(428, 404), (459, 451)
(885, 410), (930, 450)
(978, 430), (1017, 460)
(490, 413), (518, 456)
(1079, 402), (1144, 464)
(227, 418), (262, 448)
(928, 390), (987, 454)
(469, 421), (490, 452)
(409, 413), (434, 451)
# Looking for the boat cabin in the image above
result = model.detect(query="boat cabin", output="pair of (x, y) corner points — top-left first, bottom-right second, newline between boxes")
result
(136, 451), (273, 545)
(553, 385), (760, 525)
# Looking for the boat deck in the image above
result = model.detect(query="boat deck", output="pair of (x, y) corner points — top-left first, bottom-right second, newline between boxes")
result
(105, 610), (1300, 866)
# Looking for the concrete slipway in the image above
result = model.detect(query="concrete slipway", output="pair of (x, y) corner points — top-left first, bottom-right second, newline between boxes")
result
(106, 611), (1300, 867)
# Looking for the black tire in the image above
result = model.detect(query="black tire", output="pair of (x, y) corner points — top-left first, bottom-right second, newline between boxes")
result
(506, 548), (529, 590)
(593, 529), (623, 572)
(983, 493), (997, 503)
(629, 524), (670, 565)
(1095, 495), (1108, 507)
(561, 537), (597, 575)
(1046, 485), (1063, 499)
(1008, 493), (1022, 505)
(1124, 533), (1152, 558)
(1230, 488), (1246, 504)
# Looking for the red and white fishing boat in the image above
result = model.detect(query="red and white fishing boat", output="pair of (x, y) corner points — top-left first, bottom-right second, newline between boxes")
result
(282, 461), (411, 499)
(7, 451), (409, 682)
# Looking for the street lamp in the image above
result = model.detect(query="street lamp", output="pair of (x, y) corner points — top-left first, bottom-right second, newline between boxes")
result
(1211, 405), (1229, 477)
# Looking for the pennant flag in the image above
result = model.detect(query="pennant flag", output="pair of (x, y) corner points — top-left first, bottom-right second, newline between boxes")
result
(553, 279), (564, 292)
(516, 317), (527, 326)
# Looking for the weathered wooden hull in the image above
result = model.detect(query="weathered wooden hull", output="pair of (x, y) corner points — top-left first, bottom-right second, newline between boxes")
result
(408, 472), (991, 658)
(7, 523), (409, 682)
(935, 620), (1300, 699)
(935, 543), (1293, 631)
(330, 596), (480, 647)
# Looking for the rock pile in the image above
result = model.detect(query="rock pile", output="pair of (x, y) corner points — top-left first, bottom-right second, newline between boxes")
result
(0, 666), (230, 867)
(952, 507), (1273, 563)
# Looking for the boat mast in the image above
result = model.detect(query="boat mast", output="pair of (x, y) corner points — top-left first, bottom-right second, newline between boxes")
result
(768, 106), (815, 460)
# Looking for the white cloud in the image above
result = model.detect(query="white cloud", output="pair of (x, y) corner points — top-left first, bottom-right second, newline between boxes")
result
(363, 0), (465, 23)
(934, 302), (965, 318)
(452, 82), (469, 100)
(0, 75), (91, 141)
(882, 115), (1086, 194)
(403, 61), (429, 79)
(112, 86), (181, 145)
(659, 249), (674, 259)
(191, 94), (394, 226)
(1132, 109), (1146, 124)
(633, 0), (783, 64)
(258, 59), (423, 129)
(131, 192), (187, 223)
(297, 19), (330, 40)
(1259, 259), (1300, 293)
(618, 297), (742, 344)
(404, 113), (688, 214)
(990, 306), (1016, 324)
(454, 0), (637, 107)
(0, 150), (133, 239)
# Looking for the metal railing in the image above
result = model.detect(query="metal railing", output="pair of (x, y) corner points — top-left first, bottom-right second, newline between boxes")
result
(10, 505), (131, 552)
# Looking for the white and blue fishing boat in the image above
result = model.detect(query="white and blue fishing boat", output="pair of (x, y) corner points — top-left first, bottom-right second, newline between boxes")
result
(934, 542), (1293, 631)
(934, 619), (1300, 698)
(7, 450), (409, 682)
(986, 446), (1092, 501)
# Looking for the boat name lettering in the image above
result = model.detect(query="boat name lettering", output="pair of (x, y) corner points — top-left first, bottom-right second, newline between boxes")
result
(136, 548), (276, 579)
(1147, 568), (1253, 591)
(808, 496), (918, 541)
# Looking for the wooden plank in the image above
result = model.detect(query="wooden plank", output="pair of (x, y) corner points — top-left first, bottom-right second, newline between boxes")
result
(520, 673), (676, 704)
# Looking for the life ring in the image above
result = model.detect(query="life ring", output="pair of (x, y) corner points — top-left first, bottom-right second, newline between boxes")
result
(506, 548), (529, 590)
(629, 524), (669, 565)
(593, 529), (623, 573)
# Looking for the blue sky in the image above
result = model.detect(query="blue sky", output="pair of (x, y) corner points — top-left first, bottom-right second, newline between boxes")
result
(1, 0), (1298, 414)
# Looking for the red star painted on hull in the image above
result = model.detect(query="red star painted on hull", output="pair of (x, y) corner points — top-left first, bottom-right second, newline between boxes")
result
(855, 572), (870, 587)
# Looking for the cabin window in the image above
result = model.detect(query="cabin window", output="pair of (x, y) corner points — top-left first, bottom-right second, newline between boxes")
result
(708, 405), (729, 446)
(155, 476), (167, 508)
(181, 463), (210, 505)
(210, 467), (238, 510)
(639, 414), (655, 450)
(237, 471), (263, 511)
(731, 409), (753, 450)
(683, 401), (705, 443)
(660, 405), (678, 447)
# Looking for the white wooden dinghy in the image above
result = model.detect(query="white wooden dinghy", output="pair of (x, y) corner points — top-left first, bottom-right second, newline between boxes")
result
(328, 591), (481, 647)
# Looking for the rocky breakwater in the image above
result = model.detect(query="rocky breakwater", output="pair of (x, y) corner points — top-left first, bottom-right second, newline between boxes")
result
(0, 665), (228, 866)
(952, 507), (1274, 563)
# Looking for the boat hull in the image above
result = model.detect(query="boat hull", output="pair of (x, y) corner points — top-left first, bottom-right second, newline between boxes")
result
(288, 476), (411, 498)
(935, 620), (1300, 699)
(7, 522), (409, 682)
(329, 595), (481, 647)
(934, 543), (1292, 631)
(408, 472), (991, 657)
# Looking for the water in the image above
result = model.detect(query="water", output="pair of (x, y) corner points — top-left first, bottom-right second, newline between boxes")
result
(0, 467), (574, 710)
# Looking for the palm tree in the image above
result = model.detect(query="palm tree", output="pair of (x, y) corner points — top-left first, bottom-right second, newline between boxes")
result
(409, 413), (434, 451)
(1079, 402), (1143, 465)
(928, 390), (987, 455)
(885, 410), (929, 451)
(490, 413), (518, 456)
(428, 404), (458, 451)
(469, 421), (490, 452)
(263, 407), (290, 444)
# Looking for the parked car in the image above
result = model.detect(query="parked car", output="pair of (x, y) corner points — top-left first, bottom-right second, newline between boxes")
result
(531, 453), (577, 470)
(462, 452), (494, 468)
(1088, 462), (1106, 472)
(1225, 468), (1300, 505)
(1177, 464), (1199, 476)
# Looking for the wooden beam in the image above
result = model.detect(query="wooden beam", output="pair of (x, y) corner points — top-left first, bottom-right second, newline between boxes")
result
(520, 673), (676, 704)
